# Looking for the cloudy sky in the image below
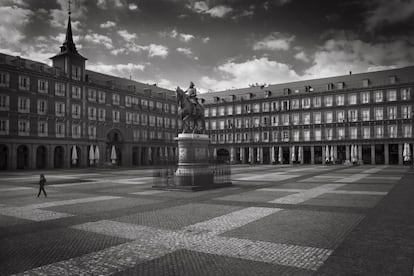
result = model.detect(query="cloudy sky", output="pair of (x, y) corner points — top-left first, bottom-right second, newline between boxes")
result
(1, 0), (414, 92)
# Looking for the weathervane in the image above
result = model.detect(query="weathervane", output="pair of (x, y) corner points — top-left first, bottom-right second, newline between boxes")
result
(68, 0), (72, 16)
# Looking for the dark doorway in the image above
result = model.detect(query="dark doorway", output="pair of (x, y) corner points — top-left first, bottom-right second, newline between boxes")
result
(217, 148), (230, 163)
(282, 147), (289, 164)
(0, 144), (8, 170)
(362, 145), (371, 165)
(389, 144), (399, 165)
(314, 146), (322, 164)
(337, 145), (346, 164)
(132, 147), (139, 166)
(54, 146), (64, 168)
(262, 147), (270, 164)
(303, 146), (311, 164)
(375, 144), (385, 164)
(17, 145), (29, 169)
(36, 146), (47, 169)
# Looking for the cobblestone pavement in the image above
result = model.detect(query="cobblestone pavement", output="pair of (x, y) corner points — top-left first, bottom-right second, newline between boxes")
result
(0, 165), (413, 275)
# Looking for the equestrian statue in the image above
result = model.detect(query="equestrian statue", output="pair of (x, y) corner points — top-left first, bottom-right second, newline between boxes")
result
(176, 82), (205, 134)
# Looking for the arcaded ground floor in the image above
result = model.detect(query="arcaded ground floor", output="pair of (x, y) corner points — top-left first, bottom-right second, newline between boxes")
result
(0, 165), (413, 275)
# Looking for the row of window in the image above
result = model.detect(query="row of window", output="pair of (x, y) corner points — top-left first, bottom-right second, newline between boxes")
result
(0, 119), (175, 141)
(209, 125), (412, 144)
(206, 106), (413, 129)
(0, 72), (176, 114)
(205, 88), (411, 117)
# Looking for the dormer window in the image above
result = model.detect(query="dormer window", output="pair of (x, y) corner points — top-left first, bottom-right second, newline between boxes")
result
(389, 76), (397, 84)
(337, 82), (345, 90)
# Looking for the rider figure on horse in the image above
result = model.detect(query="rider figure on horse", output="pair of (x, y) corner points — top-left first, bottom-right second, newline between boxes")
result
(186, 81), (198, 115)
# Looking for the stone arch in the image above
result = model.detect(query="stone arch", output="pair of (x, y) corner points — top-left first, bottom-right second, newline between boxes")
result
(0, 144), (8, 170)
(106, 129), (124, 165)
(36, 145), (47, 169)
(54, 146), (64, 168)
(16, 145), (29, 169)
(217, 148), (230, 163)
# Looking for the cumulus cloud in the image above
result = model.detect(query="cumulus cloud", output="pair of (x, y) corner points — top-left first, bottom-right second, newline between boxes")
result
(179, 33), (195, 42)
(200, 57), (300, 91)
(0, 5), (32, 45)
(202, 37), (210, 43)
(253, 32), (295, 51)
(366, 0), (414, 31)
(84, 33), (113, 49)
(128, 3), (138, 10)
(97, 0), (124, 9)
(188, 1), (233, 18)
(117, 29), (137, 41)
(100, 21), (116, 28)
(304, 38), (414, 78)
(177, 47), (198, 60)
(87, 63), (145, 77)
(148, 44), (169, 58)
(50, 0), (86, 29)
(294, 51), (310, 62)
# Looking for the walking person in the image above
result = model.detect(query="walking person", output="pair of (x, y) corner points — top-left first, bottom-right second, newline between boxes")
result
(37, 174), (47, 197)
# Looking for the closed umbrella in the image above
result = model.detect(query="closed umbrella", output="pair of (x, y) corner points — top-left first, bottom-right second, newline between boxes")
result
(248, 147), (252, 163)
(89, 145), (95, 165)
(94, 145), (100, 164)
(407, 144), (412, 161)
(297, 146), (302, 163)
(291, 145), (296, 163)
(148, 147), (152, 162)
(240, 148), (244, 163)
(354, 145), (359, 162)
(325, 145), (330, 163)
(271, 146), (276, 163)
(330, 146), (335, 162)
(350, 145), (354, 162)
(71, 146), (78, 165)
(278, 147), (283, 164)
(256, 148), (260, 162)
(111, 145), (117, 164)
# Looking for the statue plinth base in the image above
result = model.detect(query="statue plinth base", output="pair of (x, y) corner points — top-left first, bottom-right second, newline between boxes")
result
(153, 133), (231, 191)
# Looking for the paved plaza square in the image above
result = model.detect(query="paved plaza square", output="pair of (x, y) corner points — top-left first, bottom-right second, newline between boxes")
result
(0, 165), (413, 275)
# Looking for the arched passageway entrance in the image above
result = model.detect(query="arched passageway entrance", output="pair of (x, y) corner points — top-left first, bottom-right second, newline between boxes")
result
(36, 146), (47, 169)
(54, 146), (64, 168)
(217, 148), (230, 163)
(17, 145), (29, 169)
(0, 144), (8, 170)
(106, 129), (123, 165)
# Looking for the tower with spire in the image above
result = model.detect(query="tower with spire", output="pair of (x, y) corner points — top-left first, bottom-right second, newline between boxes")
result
(50, 1), (87, 81)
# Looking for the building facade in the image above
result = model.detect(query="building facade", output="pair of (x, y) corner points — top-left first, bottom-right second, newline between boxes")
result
(201, 67), (414, 165)
(0, 15), (179, 170)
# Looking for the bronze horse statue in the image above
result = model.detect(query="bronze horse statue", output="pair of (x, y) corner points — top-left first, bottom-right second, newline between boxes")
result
(176, 87), (205, 134)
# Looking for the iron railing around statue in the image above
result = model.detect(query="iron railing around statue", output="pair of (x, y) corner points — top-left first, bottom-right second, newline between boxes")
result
(152, 157), (232, 189)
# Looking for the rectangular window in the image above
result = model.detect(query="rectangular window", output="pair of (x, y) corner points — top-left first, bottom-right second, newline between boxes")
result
(313, 112), (321, 124)
(88, 107), (97, 120)
(125, 112), (132, 124)
(387, 89), (397, 101)
(112, 94), (120, 105)
(141, 114), (148, 125)
(348, 110), (358, 122)
(37, 99), (47, 115)
(0, 119), (9, 135)
(403, 125), (412, 138)
(133, 113), (140, 125)
(271, 115), (279, 126)
(0, 72), (10, 87)
(292, 113), (300, 125)
(350, 127), (358, 139)
(236, 105), (242, 114)
(375, 126), (383, 138)
(293, 130), (300, 142)
(312, 97), (321, 108)
(261, 102), (269, 112)
(282, 114), (289, 125)
(282, 130), (289, 142)
(363, 127), (370, 139)
(337, 110), (345, 123)
(98, 91), (106, 103)
(18, 120), (30, 136)
(261, 116), (268, 127)
(98, 108), (106, 121)
(149, 115), (155, 126)
(72, 86), (81, 99)
(55, 122), (65, 138)
(244, 104), (251, 113)
(72, 65), (81, 80)
(291, 99), (300, 109)
(272, 131), (278, 142)
(271, 101), (279, 111)
(325, 128), (333, 140)
(324, 96), (333, 107)
(348, 94), (357, 105)
(303, 130), (310, 141)
(38, 79), (48, 93)
(210, 107), (217, 116)
(112, 110), (120, 123)
(18, 97), (30, 113)
(375, 108), (383, 120)
(219, 106), (226, 116)
(362, 109), (370, 121)
(303, 113), (310, 124)
(387, 106), (397, 120)
(314, 129), (321, 141)
(38, 121), (48, 137)
(19, 75), (30, 91)
(87, 89), (97, 101)
(362, 79), (370, 88)
(402, 105), (412, 119)
(337, 128), (345, 140)
(72, 124), (81, 138)
(163, 103), (169, 113)
(253, 117), (260, 128)
(337, 82), (345, 90)
(252, 103), (260, 113)
(336, 95), (344, 106)
(282, 100), (290, 111)
(55, 82), (66, 96)
(388, 125), (397, 138)
(125, 96), (132, 107)
(72, 104), (81, 119)
(244, 118), (250, 128)
(0, 95), (10, 111)
(227, 105), (234, 115)
(361, 92), (370, 104)
(374, 90), (383, 102)
(302, 98), (311, 108)
(204, 109), (209, 117)
(88, 125), (96, 139)
(401, 88), (411, 100)
(156, 102), (162, 111)
(55, 102), (65, 117)
(325, 111), (333, 123)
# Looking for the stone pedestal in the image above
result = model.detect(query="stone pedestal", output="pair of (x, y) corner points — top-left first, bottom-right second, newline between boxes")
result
(174, 134), (213, 189)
